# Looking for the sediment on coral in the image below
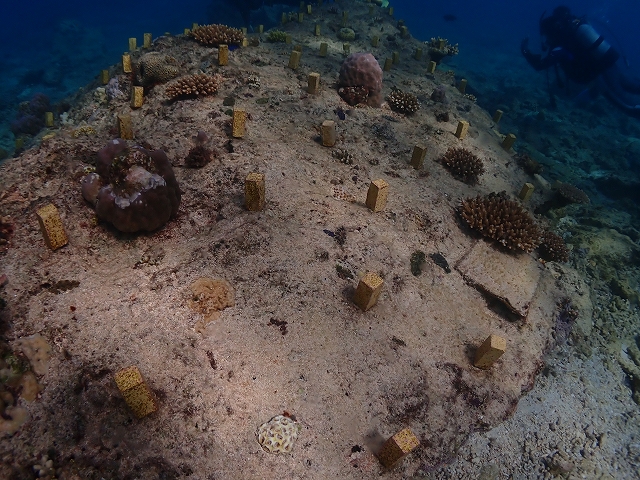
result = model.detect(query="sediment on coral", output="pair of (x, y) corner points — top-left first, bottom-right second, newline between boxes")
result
(458, 191), (541, 252)
(190, 24), (244, 46)
(439, 147), (485, 184)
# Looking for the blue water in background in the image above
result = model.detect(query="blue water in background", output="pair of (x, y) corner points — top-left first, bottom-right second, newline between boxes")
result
(0, 0), (639, 155)
(397, 0), (640, 87)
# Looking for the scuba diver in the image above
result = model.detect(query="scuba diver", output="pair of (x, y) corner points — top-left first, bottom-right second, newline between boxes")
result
(521, 6), (640, 117)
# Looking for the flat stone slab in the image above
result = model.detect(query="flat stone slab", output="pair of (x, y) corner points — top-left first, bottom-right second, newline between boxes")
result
(455, 240), (542, 317)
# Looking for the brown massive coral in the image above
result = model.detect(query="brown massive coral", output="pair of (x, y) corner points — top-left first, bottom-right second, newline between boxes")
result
(535, 181), (590, 215)
(555, 182), (590, 204)
(166, 74), (223, 100)
(439, 147), (485, 184)
(137, 52), (180, 86)
(190, 24), (244, 46)
(459, 192), (541, 252)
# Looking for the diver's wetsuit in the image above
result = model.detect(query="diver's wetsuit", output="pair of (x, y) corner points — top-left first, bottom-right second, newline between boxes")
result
(522, 7), (640, 116)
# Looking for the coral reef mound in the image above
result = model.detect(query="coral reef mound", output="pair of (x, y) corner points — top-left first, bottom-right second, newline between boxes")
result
(166, 74), (223, 100)
(439, 147), (485, 184)
(190, 24), (244, 46)
(459, 192), (541, 252)
(81, 139), (181, 233)
(338, 53), (383, 107)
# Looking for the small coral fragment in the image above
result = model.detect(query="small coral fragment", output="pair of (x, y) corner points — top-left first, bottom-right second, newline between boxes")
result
(426, 37), (459, 64)
(256, 415), (299, 454)
(338, 86), (370, 106)
(71, 125), (96, 137)
(185, 145), (213, 168)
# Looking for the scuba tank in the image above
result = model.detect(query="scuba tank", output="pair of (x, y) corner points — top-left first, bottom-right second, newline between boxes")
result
(574, 23), (614, 61)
